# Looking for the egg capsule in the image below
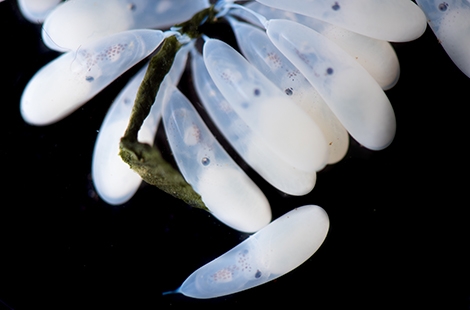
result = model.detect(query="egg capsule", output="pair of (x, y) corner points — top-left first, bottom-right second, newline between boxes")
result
(255, 0), (426, 42)
(266, 19), (396, 151)
(416, 0), (470, 78)
(20, 29), (164, 126)
(91, 65), (150, 205)
(191, 49), (315, 196)
(234, 2), (400, 90)
(228, 18), (349, 164)
(17, 0), (61, 23)
(42, 0), (210, 52)
(203, 39), (329, 173)
(91, 42), (193, 205)
(161, 83), (271, 233)
(168, 204), (329, 299)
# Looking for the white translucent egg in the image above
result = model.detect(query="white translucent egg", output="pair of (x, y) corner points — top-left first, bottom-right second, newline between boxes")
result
(161, 83), (271, 233)
(17, 0), (61, 23)
(42, 0), (209, 52)
(416, 0), (470, 78)
(234, 2), (400, 90)
(92, 65), (149, 205)
(172, 204), (329, 299)
(203, 39), (329, 173)
(191, 49), (316, 196)
(91, 41), (193, 205)
(20, 29), (164, 126)
(266, 19), (396, 151)
(255, 0), (427, 42)
(228, 18), (349, 164)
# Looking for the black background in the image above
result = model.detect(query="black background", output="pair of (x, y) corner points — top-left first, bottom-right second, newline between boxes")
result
(1, 1), (468, 309)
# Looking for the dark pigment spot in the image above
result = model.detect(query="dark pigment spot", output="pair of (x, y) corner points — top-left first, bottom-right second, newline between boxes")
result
(201, 157), (210, 166)
(253, 88), (261, 96)
(85, 76), (94, 82)
(285, 87), (293, 96)
(326, 67), (334, 75)
(255, 270), (262, 278)
(438, 2), (448, 11)
(332, 2), (340, 10)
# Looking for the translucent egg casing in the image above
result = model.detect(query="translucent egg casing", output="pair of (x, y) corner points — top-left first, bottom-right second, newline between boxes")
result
(21, 29), (164, 126)
(91, 65), (151, 205)
(228, 18), (349, 164)
(177, 204), (329, 299)
(17, 0), (61, 23)
(266, 19), (396, 151)
(191, 49), (315, 196)
(256, 0), (427, 42)
(416, 0), (470, 78)
(42, 0), (210, 52)
(161, 83), (271, 233)
(234, 2), (400, 90)
(203, 39), (329, 173)
(91, 41), (193, 205)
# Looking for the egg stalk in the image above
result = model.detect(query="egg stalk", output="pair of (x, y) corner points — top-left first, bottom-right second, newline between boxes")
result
(119, 6), (219, 211)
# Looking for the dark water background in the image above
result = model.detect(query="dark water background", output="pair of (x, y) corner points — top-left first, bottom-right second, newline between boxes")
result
(0, 1), (468, 308)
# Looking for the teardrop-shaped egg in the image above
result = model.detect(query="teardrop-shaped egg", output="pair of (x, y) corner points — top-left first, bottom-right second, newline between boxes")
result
(173, 204), (329, 299)
(266, 19), (396, 150)
(21, 29), (164, 126)
(203, 39), (329, 173)
(17, 0), (61, 23)
(92, 65), (149, 205)
(228, 18), (349, 164)
(255, 0), (426, 42)
(416, 0), (470, 78)
(234, 2), (400, 90)
(191, 49), (316, 196)
(161, 83), (271, 233)
(42, 0), (209, 52)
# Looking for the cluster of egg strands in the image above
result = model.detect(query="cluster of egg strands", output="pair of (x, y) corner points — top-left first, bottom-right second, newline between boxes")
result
(161, 72), (271, 233)
(168, 205), (329, 299)
(92, 42), (193, 205)
(416, 0), (470, 78)
(40, 0), (210, 52)
(21, 29), (164, 126)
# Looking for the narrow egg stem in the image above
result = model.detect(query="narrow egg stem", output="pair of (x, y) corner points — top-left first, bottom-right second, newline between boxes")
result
(173, 5), (219, 39)
(218, 2), (269, 28)
(123, 35), (181, 141)
(118, 4), (227, 211)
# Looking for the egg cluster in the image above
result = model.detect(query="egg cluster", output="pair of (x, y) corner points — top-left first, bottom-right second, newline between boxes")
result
(17, 0), (469, 300)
